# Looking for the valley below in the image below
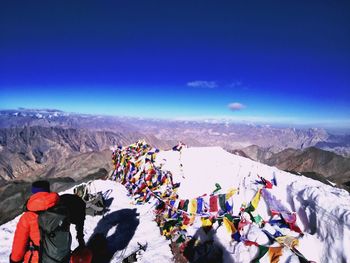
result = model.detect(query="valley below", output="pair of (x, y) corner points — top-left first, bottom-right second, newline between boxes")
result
(1, 109), (349, 224)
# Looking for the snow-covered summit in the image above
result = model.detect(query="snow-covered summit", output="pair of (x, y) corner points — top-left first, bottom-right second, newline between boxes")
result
(1, 146), (350, 263)
(156, 146), (350, 262)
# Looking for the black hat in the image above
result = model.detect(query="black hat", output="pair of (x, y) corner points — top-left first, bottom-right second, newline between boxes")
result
(31, 180), (50, 194)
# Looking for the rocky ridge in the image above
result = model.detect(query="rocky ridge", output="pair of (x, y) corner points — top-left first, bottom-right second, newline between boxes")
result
(238, 145), (350, 190)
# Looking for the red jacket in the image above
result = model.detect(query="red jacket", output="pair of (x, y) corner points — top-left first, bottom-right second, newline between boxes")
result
(10, 192), (59, 263)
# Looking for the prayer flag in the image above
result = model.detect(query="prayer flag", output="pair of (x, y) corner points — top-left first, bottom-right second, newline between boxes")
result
(189, 199), (197, 214)
(268, 247), (283, 263)
(223, 217), (237, 234)
(197, 198), (203, 214)
(219, 194), (226, 211)
(225, 200), (233, 213)
(252, 245), (269, 263)
(183, 200), (189, 212)
(251, 189), (261, 210)
(201, 217), (213, 227)
(212, 183), (222, 194)
(209, 195), (218, 212)
(226, 188), (237, 199)
(275, 236), (299, 249)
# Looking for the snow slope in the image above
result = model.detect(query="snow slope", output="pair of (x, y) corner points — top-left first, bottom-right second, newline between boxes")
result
(0, 181), (173, 263)
(155, 147), (350, 263)
(1, 146), (350, 263)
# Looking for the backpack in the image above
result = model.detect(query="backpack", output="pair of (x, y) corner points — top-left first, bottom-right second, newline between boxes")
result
(37, 203), (72, 263)
(73, 182), (106, 216)
(73, 183), (90, 201)
(85, 192), (105, 216)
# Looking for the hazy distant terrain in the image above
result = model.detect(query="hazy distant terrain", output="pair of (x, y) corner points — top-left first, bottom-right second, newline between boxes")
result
(0, 108), (350, 223)
(3, 109), (348, 152)
(0, 125), (169, 181)
(1, 108), (349, 184)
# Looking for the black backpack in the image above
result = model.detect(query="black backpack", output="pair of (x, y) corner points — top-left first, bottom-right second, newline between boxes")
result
(37, 203), (72, 263)
(73, 183), (105, 216)
(85, 192), (105, 216)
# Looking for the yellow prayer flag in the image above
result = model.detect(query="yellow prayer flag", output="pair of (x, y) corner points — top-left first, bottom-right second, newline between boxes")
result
(189, 199), (197, 214)
(251, 189), (261, 209)
(226, 188), (238, 199)
(275, 236), (299, 248)
(201, 218), (213, 227)
(180, 224), (188, 230)
(223, 217), (237, 234)
(190, 215), (196, 225)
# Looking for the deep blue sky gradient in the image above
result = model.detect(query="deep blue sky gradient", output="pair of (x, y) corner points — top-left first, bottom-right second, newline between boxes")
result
(0, 1), (349, 128)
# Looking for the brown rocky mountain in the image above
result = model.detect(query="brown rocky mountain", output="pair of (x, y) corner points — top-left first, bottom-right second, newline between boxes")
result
(232, 145), (275, 161)
(1, 109), (349, 186)
(0, 125), (170, 182)
(1, 108), (350, 157)
(0, 124), (172, 224)
(267, 147), (350, 186)
(1, 108), (349, 223)
(239, 145), (350, 189)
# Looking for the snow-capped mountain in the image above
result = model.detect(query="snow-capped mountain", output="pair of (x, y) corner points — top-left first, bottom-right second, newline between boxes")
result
(1, 146), (349, 262)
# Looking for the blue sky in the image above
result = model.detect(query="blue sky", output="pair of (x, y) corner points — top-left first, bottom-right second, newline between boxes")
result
(0, 1), (349, 129)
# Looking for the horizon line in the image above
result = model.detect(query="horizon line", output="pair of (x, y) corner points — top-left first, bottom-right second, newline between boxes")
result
(1, 107), (350, 132)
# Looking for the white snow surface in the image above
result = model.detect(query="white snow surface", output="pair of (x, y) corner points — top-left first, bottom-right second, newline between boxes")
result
(1, 146), (350, 263)
(0, 181), (173, 263)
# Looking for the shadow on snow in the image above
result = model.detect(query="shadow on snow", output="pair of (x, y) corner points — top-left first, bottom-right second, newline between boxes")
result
(88, 208), (140, 262)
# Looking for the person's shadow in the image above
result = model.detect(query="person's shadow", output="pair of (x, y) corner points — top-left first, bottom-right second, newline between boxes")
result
(183, 226), (225, 263)
(88, 208), (140, 262)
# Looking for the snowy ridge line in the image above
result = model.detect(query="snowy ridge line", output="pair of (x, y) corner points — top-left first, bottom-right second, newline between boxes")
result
(115, 147), (240, 220)
(110, 141), (317, 262)
(290, 188), (350, 225)
(5, 142), (349, 262)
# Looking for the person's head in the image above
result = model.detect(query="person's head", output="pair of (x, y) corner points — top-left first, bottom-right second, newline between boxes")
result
(31, 180), (50, 194)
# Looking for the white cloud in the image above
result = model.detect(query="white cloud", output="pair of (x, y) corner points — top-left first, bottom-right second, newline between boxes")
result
(228, 102), (246, 111)
(187, 80), (218, 89)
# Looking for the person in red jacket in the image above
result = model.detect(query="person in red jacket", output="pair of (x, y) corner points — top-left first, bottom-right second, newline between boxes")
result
(10, 180), (59, 263)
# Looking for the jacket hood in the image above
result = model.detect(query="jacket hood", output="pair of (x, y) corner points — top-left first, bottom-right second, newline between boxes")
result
(26, 192), (60, 212)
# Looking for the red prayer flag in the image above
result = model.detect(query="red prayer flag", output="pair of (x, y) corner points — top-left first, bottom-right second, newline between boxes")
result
(244, 240), (259, 247)
(209, 195), (218, 212)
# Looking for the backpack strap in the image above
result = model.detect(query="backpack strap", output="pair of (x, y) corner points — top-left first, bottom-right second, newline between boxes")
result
(28, 241), (40, 251)
(27, 239), (40, 263)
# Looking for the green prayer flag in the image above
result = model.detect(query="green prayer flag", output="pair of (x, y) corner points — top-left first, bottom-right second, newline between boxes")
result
(245, 203), (255, 213)
(225, 214), (234, 221)
(183, 200), (189, 211)
(252, 245), (269, 263)
(212, 183), (222, 194)
(254, 215), (263, 224)
(176, 235), (186, 244)
(219, 194), (226, 211)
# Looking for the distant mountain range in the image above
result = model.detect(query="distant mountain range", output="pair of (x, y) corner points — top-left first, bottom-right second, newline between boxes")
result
(2, 108), (349, 154)
(234, 145), (350, 190)
(0, 125), (169, 182)
(0, 108), (349, 184)
(0, 108), (349, 223)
